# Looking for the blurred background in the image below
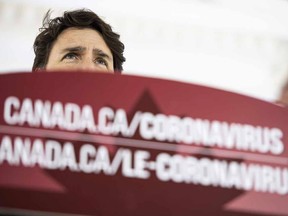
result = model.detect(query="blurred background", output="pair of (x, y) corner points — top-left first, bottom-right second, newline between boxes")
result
(1, 0), (288, 102)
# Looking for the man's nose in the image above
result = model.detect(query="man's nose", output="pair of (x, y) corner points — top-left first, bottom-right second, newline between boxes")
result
(78, 58), (97, 71)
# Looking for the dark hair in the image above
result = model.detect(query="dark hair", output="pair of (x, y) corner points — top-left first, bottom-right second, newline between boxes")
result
(32, 9), (125, 72)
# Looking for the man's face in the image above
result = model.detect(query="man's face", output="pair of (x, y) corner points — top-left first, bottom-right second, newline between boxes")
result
(46, 27), (114, 72)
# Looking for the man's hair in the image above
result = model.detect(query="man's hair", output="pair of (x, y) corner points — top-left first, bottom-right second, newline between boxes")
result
(32, 9), (125, 72)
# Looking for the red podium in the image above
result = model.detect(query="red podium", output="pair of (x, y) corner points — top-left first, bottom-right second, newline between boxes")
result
(0, 72), (288, 216)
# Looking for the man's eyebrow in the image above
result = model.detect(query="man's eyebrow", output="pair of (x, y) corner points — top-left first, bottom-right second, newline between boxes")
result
(61, 46), (86, 53)
(93, 48), (112, 60)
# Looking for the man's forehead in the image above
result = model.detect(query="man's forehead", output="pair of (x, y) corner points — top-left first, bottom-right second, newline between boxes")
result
(56, 28), (101, 44)
(52, 28), (113, 58)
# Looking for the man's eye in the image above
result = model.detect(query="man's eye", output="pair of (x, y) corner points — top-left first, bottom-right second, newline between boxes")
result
(62, 53), (78, 60)
(95, 57), (108, 67)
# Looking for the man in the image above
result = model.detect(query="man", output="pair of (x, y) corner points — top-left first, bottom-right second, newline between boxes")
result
(32, 9), (125, 73)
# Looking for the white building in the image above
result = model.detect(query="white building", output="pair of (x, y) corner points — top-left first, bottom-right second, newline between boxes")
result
(1, 0), (288, 101)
